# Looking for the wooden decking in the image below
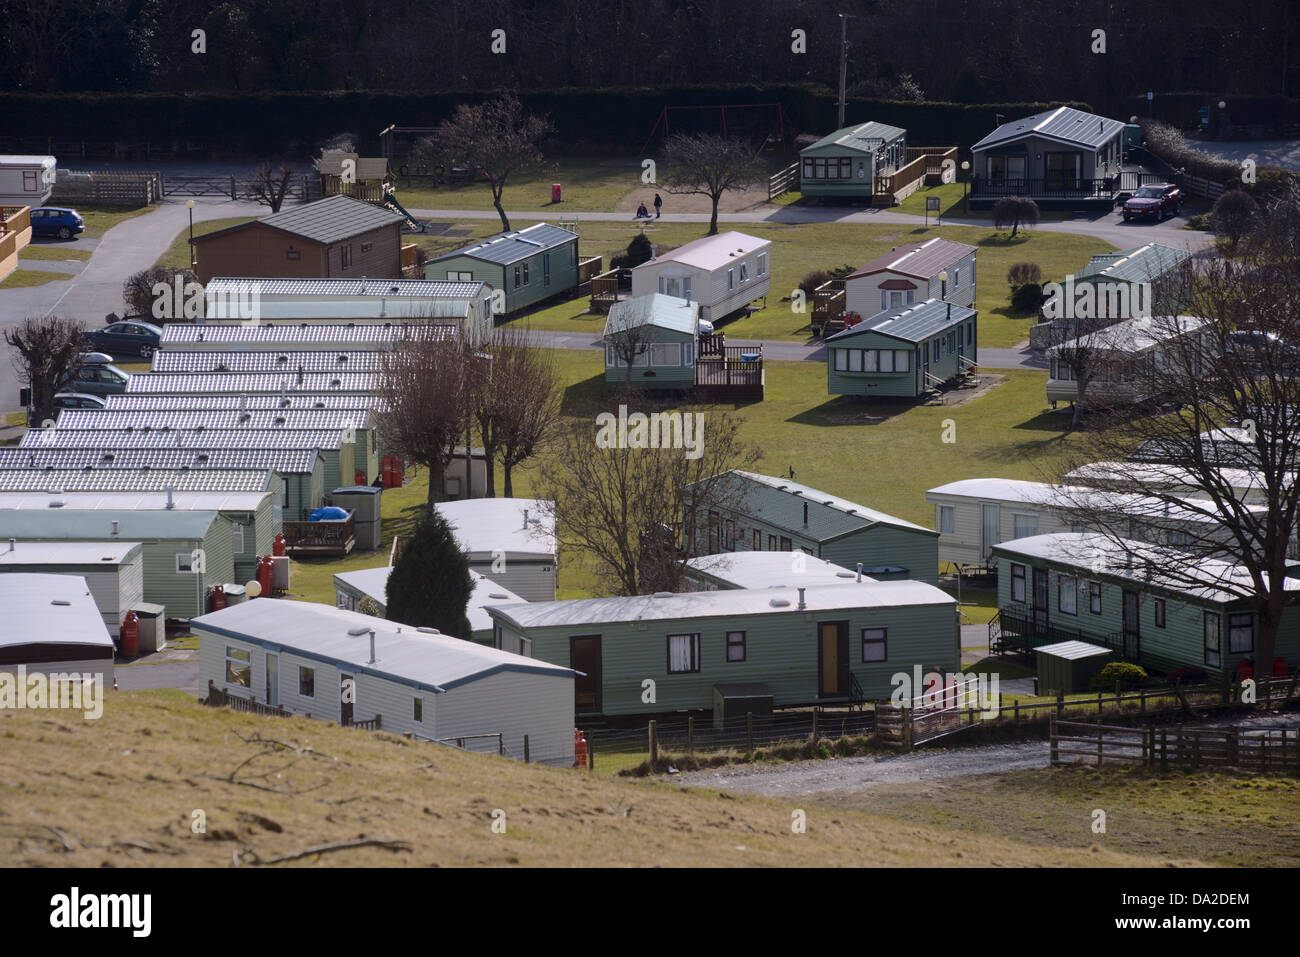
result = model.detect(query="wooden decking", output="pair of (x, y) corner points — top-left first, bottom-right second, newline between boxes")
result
(695, 337), (764, 400)
(589, 269), (631, 313)
(282, 511), (356, 557)
(0, 206), (32, 285)
(809, 279), (846, 337)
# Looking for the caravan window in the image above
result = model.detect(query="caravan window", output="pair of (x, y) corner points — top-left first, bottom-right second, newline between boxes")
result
(1013, 514), (1038, 538)
(861, 628), (887, 662)
(1089, 582), (1102, 614)
(739, 263), (749, 283)
(1228, 613), (1253, 653)
(650, 342), (681, 366)
(726, 631), (747, 662)
(1010, 564), (1026, 602)
(1058, 574), (1078, 615)
(225, 647), (251, 688)
(727, 268), (735, 291)
(667, 634), (701, 673)
(938, 505), (954, 533)
(1203, 612), (1221, 668)
(757, 253), (767, 276)
(299, 666), (315, 698)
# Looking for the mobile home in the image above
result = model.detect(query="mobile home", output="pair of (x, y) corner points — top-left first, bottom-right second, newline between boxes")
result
(160, 321), (459, 352)
(0, 155), (57, 206)
(1, 573), (115, 684)
(435, 498), (557, 601)
(0, 541), (144, 640)
(425, 223), (579, 316)
(797, 122), (907, 201)
(845, 238), (977, 315)
(603, 293), (700, 392)
(826, 298), (977, 399)
(682, 551), (869, 591)
(1046, 314), (1208, 408)
(195, 599), (576, 764)
(630, 231), (771, 323)
(333, 566), (526, 644)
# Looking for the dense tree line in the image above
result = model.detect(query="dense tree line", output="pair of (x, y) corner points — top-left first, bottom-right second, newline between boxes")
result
(0, 0), (1294, 108)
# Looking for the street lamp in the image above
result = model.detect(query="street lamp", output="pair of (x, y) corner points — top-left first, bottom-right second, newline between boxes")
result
(186, 199), (196, 269)
(960, 160), (970, 213)
(938, 269), (948, 302)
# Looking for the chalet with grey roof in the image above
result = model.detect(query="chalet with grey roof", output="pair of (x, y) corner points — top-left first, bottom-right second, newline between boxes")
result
(426, 222), (579, 314)
(826, 298), (977, 399)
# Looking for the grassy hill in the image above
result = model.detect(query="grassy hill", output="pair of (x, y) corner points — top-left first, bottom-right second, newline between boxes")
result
(0, 692), (1199, 867)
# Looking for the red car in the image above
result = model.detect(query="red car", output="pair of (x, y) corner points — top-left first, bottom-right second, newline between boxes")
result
(1122, 183), (1183, 221)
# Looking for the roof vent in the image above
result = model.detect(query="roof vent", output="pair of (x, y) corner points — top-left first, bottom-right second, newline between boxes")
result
(836, 571), (855, 578)
(48, 499), (64, 508)
(51, 599), (71, 606)
(488, 592), (510, 599)
(416, 626), (440, 634)
(330, 379), (341, 389)
(797, 587), (806, 610)
(769, 597), (791, 607)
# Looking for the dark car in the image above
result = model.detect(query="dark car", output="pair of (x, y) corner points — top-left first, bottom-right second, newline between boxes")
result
(1222, 329), (1300, 375)
(85, 320), (163, 359)
(1122, 184), (1182, 222)
(30, 207), (86, 240)
(26, 392), (106, 428)
(58, 363), (130, 397)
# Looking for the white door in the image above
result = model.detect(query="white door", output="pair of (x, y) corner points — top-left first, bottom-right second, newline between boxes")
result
(265, 653), (279, 706)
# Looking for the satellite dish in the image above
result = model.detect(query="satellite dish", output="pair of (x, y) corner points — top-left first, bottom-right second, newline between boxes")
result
(245, 580), (262, 598)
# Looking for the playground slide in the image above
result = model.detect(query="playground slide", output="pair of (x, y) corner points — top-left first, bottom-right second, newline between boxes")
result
(383, 194), (426, 233)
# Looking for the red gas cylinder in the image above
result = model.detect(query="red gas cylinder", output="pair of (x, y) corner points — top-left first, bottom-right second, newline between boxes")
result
(381, 455), (393, 489)
(272, 533), (286, 557)
(257, 554), (274, 595)
(573, 728), (588, 769)
(393, 456), (404, 487)
(1274, 656), (1288, 679)
(355, 469), (366, 486)
(120, 611), (139, 659)
(1237, 660), (1255, 683)
(211, 584), (226, 611)
(844, 311), (863, 329)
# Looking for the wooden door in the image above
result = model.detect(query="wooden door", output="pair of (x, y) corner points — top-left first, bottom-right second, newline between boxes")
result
(570, 635), (602, 714)
(818, 621), (849, 697)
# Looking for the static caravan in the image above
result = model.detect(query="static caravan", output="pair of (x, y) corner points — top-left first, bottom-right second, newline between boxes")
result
(0, 155), (57, 207)
(435, 498), (557, 601)
(1132, 427), (1279, 470)
(845, 239), (977, 315)
(334, 566), (526, 644)
(126, 371), (380, 396)
(105, 393), (382, 413)
(488, 580), (958, 717)
(682, 551), (869, 591)
(0, 467), (272, 495)
(1046, 314), (1209, 408)
(797, 122), (907, 200)
(991, 532), (1300, 676)
(0, 489), (275, 584)
(1065, 461), (1274, 506)
(603, 293), (699, 392)
(195, 599), (576, 764)
(1, 573), (115, 684)
(151, 350), (394, 374)
(826, 299), (977, 399)
(425, 224), (579, 316)
(444, 447), (489, 500)
(630, 231), (771, 323)
(0, 541), (144, 639)
(160, 320), (459, 352)
(685, 470), (940, 585)
(0, 509), (233, 620)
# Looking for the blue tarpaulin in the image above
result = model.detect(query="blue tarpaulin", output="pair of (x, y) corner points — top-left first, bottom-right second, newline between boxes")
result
(309, 506), (349, 521)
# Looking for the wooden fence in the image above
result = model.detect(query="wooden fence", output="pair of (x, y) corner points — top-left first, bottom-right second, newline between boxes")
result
(906, 146), (959, 184)
(0, 206), (30, 281)
(576, 255), (604, 296)
(1179, 172), (1228, 202)
(769, 161), (800, 200)
(52, 170), (162, 206)
(1051, 717), (1300, 773)
(205, 680), (384, 730)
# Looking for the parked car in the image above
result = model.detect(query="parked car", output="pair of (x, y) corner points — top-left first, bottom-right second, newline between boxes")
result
(85, 320), (163, 359)
(30, 207), (86, 240)
(1222, 330), (1300, 375)
(58, 363), (130, 397)
(1122, 184), (1183, 221)
(26, 392), (106, 427)
(77, 351), (114, 366)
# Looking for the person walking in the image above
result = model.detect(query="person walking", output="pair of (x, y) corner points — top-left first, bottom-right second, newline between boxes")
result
(653, 193), (663, 218)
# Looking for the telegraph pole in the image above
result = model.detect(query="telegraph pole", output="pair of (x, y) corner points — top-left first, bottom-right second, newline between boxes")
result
(837, 14), (857, 128)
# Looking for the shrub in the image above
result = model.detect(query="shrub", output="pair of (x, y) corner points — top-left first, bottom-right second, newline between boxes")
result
(1211, 189), (1260, 249)
(1089, 661), (1149, 692)
(993, 196), (1040, 237)
(1010, 281), (1045, 314)
(1006, 262), (1042, 290)
(121, 266), (199, 320)
(799, 269), (832, 297)
(609, 232), (654, 270)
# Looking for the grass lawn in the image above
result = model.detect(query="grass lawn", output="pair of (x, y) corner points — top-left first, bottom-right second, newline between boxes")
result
(395, 155), (643, 214)
(19, 245), (92, 262)
(491, 218), (1109, 348)
(895, 183), (1073, 223)
(0, 268), (74, 287)
(155, 216), (255, 271)
(77, 204), (153, 240)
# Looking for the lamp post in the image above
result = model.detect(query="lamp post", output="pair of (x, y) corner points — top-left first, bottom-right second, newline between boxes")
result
(186, 199), (196, 270)
(960, 160), (970, 214)
(938, 269), (948, 302)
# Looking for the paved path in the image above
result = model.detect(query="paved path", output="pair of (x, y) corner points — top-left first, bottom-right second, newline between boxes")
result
(114, 660), (202, 697)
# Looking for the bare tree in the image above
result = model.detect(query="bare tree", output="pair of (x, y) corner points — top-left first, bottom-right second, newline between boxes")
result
(375, 328), (478, 509)
(661, 133), (765, 235)
(245, 163), (296, 213)
(474, 324), (560, 498)
(1044, 316), (1115, 427)
(121, 265), (199, 319)
(412, 93), (553, 231)
(993, 196), (1040, 238)
(5, 315), (88, 425)
(539, 398), (760, 595)
(603, 311), (657, 391)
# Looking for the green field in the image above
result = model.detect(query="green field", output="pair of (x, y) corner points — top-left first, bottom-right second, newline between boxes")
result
(19, 245), (92, 262)
(394, 155), (644, 214)
(0, 268), (74, 287)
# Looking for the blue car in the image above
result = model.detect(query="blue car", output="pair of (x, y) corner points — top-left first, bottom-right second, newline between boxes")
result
(30, 207), (85, 240)
(85, 320), (163, 359)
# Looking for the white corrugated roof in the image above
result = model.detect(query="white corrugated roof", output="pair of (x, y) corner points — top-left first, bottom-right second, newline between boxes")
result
(0, 541), (142, 567)
(1047, 315), (1207, 356)
(192, 599), (572, 690)
(0, 490), (269, 512)
(0, 573), (114, 647)
(489, 579), (954, 630)
(637, 231), (770, 272)
(684, 552), (870, 589)
(334, 567), (526, 634)
(436, 498), (557, 557)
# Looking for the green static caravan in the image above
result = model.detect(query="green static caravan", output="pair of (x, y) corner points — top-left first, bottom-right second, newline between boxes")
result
(798, 121), (907, 200)
(194, 600), (577, 765)
(0, 509), (233, 621)
(603, 293), (700, 392)
(0, 447), (327, 526)
(685, 470), (940, 586)
(435, 498), (558, 602)
(826, 298), (977, 399)
(333, 566), (526, 645)
(0, 489), (275, 585)
(682, 551), (868, 591)
(425, 223), (580, 316)
(487, 580), (958, 718)
(20, 428), (352, 514)
(991, 532), (1300, 678)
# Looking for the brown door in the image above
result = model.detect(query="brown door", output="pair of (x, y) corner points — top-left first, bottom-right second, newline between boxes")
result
(818, 621), (850, 697)
(570, 635), (602, 714)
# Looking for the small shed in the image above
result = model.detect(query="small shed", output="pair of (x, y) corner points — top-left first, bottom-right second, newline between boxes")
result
(0, 155), (57, 207)
(603, 293), (700, 392)
(0, 573), (116, 683)
(425, 223), (579, 315)
(826, 298), (977, 399)
(331, 485), (382, 550)
(0, 540), (144, 639)
(711, 682), (774, 729)
(798, 122), (907, 200)
(630, 231), (771, 323)
(1036, 639), (1113, 693)
(315, 151), (395, 200)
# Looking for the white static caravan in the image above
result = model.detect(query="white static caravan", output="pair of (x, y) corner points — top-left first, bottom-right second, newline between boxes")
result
(1064, 461), (1275, 506)
(630, 231), (771, 323)
(0, 155), (57, 207)
(435, 498), (557, 601)
(0, 540), (144, 640)
(1, 573), (115, 684)
(333, 566), (526, 644)
(682, 551), (871, 591)
(844, 238), (978, 316)
(194, 599), (576, 764)
(1046, 314), (1209, 408)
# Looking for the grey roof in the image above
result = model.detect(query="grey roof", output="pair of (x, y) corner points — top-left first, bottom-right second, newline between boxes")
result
(333, 567), (525, 635)
(848, 238), (976, 281)
(105, 393), (381, 413)
(20, 428), (344, 451)
(0, 468), (272, 494)
(826, 298), (975, 345)
(0, 509), (220, 541)
(57, 408), (370, 433)
(803, 121), (906, 155)
(193, 599), (574, 692)
(0, 541), (142, 567)
(160, 322), (456, 349)
(1071, 243), (1191, 284)
(0, 574), (113, 648)
(152, 350), (391, 374)
(971, 106), (1125, 152)
(1046, 315), (1206, 357)
(684, 552), (870, 589)
(126, 372), (379, 394)
(604, 294), (699, 338)
(0, 447), (321, 472)
(1036, 640), (1113, 660)
(196, 195), (404, 246)
(436, 498), (557, 556)
(0, 490), (270, 513)
(206, 277), (485, 299)
(430, 222), (578, 266)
